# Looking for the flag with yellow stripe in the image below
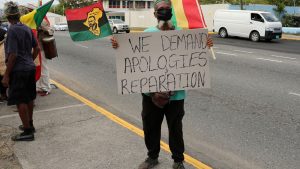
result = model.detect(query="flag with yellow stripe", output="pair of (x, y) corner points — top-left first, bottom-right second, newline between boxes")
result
(20, 0), (53, 29)
(171, 0), (207, 29)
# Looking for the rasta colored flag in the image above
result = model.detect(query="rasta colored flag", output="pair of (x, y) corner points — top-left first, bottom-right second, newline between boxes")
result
(20, 0), (53, 30)
(171, 0), (207, 29)
(20, 0), (54, 81)
(65, 2), (112, 41)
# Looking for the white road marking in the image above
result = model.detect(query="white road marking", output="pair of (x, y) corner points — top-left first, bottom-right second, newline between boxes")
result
(233, 50), (253, 54)
(0, 104), (86, 119)
(216, 52), (237, 56)
(75, 44), (89, 49)
(289, 92), (300, 97)
(256, 58), (282, 63)
(271, 55), (296, 60)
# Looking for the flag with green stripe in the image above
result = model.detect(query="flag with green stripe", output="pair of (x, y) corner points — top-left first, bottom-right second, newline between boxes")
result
(65, 2), (112, 42)
(20, 0), (54, 29)
(171, 0), (207, 29)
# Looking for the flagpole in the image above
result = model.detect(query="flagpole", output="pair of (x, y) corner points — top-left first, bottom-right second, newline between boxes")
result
(209, 42), (216, 60)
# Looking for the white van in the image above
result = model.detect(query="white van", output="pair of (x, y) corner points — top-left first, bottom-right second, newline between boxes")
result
(213, 10), (282, 42)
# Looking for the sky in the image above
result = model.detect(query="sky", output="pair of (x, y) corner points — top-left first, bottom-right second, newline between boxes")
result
(0, 0), (59, 9)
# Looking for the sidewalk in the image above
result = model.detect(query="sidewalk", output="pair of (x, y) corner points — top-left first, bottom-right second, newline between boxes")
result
(0, 84), (195, 169)
(282, 34), (300, 40)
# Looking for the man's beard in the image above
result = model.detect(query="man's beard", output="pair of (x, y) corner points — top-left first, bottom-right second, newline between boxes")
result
(158, 20), (175, 30)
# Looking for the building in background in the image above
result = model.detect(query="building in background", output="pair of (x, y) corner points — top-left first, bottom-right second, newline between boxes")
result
(102, 0), (229, 30)
(103, 0), (157, 29)
(47, 12), (67, 26)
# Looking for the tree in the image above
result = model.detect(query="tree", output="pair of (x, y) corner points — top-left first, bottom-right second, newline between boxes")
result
(50, 0), (95, 15)
(285, 0), (300, 6)
(268, 0), (287, 18)
(240, 0), (243, 10)
(200, 0), (269, 5)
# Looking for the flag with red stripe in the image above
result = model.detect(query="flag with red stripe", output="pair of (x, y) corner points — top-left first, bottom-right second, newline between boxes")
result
(171, 0), (207, 29)
(65, 2), (112, 41)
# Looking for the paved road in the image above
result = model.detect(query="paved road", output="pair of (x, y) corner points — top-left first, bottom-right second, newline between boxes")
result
(210, 34), (300, 55)
(50, 31), (300, 169)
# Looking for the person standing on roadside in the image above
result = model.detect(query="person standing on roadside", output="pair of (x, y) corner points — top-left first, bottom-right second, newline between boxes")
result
(111, 0), (214, 168)
(0, 28), (7, 103)
(2, 1), (40, 141)
(36, 16), (54, 96)
(23, 4), (54, 96)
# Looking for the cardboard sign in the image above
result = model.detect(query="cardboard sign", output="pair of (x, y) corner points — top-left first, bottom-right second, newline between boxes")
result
(114, 29), (210, 95)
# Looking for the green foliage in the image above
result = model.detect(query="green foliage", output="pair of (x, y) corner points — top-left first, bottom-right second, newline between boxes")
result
(281, 0), (300, 6)
(200, 0), (300, 5)
(200, 0), (271, 5)
(50, 0), (95, 15)
(282, 14), (300, 27)
(267, 0), (286, 18)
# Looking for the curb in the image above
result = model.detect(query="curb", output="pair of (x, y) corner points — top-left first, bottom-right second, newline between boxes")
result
(281, 36), (300, 41)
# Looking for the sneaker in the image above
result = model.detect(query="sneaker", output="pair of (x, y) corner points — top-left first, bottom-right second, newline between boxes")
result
(138, 157), (159, 169)
(11, 132), (34, 141)
(19, 125), (36, 133)
(173, 162), (185, 169)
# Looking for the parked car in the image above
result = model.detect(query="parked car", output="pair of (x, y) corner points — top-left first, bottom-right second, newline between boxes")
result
(54, 23), (68, 31)
(0, 22), (8, 31)
(109, 19), (130, 34)
(213, 10), (282, 42)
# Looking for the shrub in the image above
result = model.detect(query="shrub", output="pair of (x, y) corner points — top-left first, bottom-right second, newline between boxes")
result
(282, 14), (300, 27)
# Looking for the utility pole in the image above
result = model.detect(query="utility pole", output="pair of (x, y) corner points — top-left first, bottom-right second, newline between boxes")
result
(240, 0), (244, 10)
(293, 0), (296, 14)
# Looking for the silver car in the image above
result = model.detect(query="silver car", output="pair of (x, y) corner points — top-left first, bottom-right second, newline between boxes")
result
(109, 19), (130, 34)
(54, 23), (68, 31)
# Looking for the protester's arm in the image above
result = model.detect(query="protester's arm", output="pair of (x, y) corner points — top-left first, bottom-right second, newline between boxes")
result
(207, 36), (213, 48)
(110, 36), (119, 49)
(2, 29), (17, 87)
(2, 53), (16, 87)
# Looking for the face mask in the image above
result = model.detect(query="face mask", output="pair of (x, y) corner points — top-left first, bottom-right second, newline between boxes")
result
(156, 8), (173, 21)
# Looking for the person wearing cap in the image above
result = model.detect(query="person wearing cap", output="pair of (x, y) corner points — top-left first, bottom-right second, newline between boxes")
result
(0, 27), (7, 103)
(2, 1), (40, 141)
(23, 3), (54, 96)
(111, 0), (213, 168)
(36, 17), (54, 96)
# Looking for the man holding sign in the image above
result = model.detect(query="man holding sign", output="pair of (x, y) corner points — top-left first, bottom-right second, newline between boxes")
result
(111, 0), (213, 168)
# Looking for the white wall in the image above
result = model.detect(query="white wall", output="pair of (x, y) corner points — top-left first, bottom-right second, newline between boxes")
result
(47, 13), (66, 26)
(125, 9), (157, 28)
(105, 3), (230, 30)
(125, 4), (229, 30)
(201, 4), (230, 31)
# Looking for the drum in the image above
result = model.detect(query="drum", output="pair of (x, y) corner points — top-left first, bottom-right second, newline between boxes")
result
(41, 36), (58, 59)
